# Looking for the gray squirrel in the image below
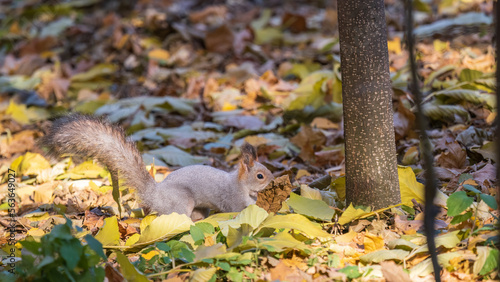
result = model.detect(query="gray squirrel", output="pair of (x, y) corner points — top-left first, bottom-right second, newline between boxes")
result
(40, 114), (274, 220)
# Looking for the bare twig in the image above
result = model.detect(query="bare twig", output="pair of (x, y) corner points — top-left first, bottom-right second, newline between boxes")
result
(404, 1), (441, 281)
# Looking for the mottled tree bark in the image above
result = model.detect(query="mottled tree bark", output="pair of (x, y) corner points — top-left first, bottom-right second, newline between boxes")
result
(338, 0), (401, 208)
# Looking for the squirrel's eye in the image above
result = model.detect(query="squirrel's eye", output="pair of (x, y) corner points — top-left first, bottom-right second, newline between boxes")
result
(257, 173), (264, 179)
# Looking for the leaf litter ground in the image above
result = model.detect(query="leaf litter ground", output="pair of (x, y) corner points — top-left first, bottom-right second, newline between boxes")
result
(0, 0), (497, 281)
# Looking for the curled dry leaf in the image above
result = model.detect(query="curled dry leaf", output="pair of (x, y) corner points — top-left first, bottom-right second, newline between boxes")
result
(256, 175), (292, 213)
(436, 141), (467, 168)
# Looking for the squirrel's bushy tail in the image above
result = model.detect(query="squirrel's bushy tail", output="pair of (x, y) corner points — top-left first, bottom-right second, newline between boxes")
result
(40, 114), (156, 197)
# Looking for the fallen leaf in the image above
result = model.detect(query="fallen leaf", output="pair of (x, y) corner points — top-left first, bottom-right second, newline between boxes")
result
(256, 175), (293, 213)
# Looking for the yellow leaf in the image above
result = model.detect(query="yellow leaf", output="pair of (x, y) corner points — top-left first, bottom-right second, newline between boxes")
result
(219, 205), (269, 236)
(57, 160), (107, 180)
(95, 216), (120, 246)
(33, 182), (55, 204)
(190, 267), (216, 282)
(6, 100), (49, 125)
(125, 234), (141, 246)
(222, 101), (237, 111)
(331, 176), (346, 201)
(140, 214), (157, 232)
(300, 184), (321, 200)
(11, 152), (51, 176)
(141, 250), (159, 260)
(257, 214), (331, 239)
(27, 228), (45, 237)
(115, 251), (149, 282)
(387, 37), (401, 54)
(148, 48), (170, 62)
(364, 233), (385, 253)
(258, 232), (309, 253)
(335, 229), (357, 244)
(24, 211), (50, 222)
(71, 63), (117, 82)
(296, 169), (311, 179)
(398, 166), (448, 207)
(398, 166), (425, 205)
(338, 204), (370, 225)
(132, 213), (194, 248)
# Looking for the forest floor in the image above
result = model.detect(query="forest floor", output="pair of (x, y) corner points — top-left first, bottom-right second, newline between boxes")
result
(0, 0), (497, 281)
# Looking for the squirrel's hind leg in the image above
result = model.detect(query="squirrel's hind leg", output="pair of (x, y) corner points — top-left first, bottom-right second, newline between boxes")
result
(191, 208), (210, 221)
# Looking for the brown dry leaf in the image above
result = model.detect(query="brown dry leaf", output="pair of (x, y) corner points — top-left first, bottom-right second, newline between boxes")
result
(18, 36), (58, 56)
(270, 261), (298, 281)
(189, 5), (227, 25)
(436, 141), (466, 168)
(393, 100), (415, 141)
(472, 163), (496, 189)
(311, 117), (339, 130)
(314, 147), (344, 167)
(256, 175), (292, 213)
(290, 125), (326, 162)
(33, 182), (56, 203)
(205, 24), (234, 53)
(105, 263), (125, 281)
(394, 215), (423, 234)
(0, 129), (39, 158)
(83, 210), (105, 232)
(282, 12), (307, 33)
(380, 261), (412, 282)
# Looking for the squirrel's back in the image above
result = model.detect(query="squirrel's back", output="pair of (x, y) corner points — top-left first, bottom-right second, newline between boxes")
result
(40, 114), (156, 199)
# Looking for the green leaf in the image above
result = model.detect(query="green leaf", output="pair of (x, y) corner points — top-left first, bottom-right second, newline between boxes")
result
(338, 265), (361, 279)
(71, 63), (117, 82)
(190, 225), (205, 244)
(84, 234), (107, 259)
(216, 261), (231, 271)
(434, 89), (484, 104)
(463, 184), (481, 194)
(155, 242), (171, 252)
(115, 251), (149, 282)
(477, 248), (499, 275)
(60, 239), (83, 269)
(447, 191), (473, 217)
(287, 193), (335, 221)
(459, 68), (483, 82)
(458, 173), (473, 184)
(450, 211), (472, 225)
(480, 194), (498, 210)
(422, 103), (469, 122)
(195, 222), (215, 234)
(227, 267), (244, 281)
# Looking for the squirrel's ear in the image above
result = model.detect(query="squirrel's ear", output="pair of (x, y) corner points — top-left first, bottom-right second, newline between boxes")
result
(238, 143), (257, 180)
(240, 143), (257, 167)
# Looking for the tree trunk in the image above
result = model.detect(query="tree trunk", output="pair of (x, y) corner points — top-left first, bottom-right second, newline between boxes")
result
(338, 0), (401, 209)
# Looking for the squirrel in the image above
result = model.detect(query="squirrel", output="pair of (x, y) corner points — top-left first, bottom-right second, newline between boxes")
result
(40, 114), (274, 220)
